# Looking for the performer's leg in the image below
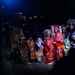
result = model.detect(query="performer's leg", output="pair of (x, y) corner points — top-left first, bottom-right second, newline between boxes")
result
(28, 50), (31, 62)
(57, 48), (63, 60)
(64, 50), (68, 56)
(54, 46), (57, 62)
(36, 50), (42, 63)
(56, 49), (59, 61)
(46, 51), (54, 64)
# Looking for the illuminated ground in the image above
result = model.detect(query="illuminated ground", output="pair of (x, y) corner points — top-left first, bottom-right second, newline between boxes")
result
(0, 60), (55, 75)
(0, 48), (55, 75)
(1, 48), (75, 75)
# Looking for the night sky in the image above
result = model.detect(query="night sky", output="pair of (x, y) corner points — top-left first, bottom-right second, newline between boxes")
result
(0, 0), (75, 24)
(0, 0), (75, 15)
(18, 0), (75, 17)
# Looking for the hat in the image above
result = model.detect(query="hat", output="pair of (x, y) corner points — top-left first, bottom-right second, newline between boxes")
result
(62, 27), (66, 30)
(45, 29), (51, 36)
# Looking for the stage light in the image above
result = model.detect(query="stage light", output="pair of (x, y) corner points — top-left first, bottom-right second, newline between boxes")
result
(2, 0), (20, 7)
(34, 16), (37, 19)
(3, 0), (14, 5)
(23, 16), (26, 19)
(17, 12), (22, 15)
(20, 12), (22, 15)
(29, 17), (32, 19)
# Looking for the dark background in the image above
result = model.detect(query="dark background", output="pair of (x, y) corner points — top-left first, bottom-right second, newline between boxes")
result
(0, 0), (75, 25)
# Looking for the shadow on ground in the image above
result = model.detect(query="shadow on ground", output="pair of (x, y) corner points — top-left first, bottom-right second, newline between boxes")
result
(12, 62), (53, 75)
(1, 48), (75, 75)
(48, 48), (75, 75)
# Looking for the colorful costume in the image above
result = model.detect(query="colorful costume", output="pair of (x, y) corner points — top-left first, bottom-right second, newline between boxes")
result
(70, 30), (75, 48)
(25, 35), (36, 63)
(35, 36), (44, 63)
(10, 27), (18, 62)
(69, 24), (75, 48)
(64, 36), (71, 56)
(44, 29), (54, 64)
(18, 29), (26, 63)
(52, 25), (64, 61)
(62, 27), (71, 56)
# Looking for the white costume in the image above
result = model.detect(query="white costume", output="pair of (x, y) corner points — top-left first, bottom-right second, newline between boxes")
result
(35, 37), (44, 63)
(64, 36), (71, 56)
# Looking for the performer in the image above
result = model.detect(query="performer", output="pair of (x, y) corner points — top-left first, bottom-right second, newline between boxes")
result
(35, 33), (44, 63)
(69, 24), (75, 48)
(10, 27), (18, 62)
(62, 26), (71, 56)
(52, 25), (64, 61)
(44, 29), (54, 64)
(17, 29), (26, 64)
(25, 33), (36, 64)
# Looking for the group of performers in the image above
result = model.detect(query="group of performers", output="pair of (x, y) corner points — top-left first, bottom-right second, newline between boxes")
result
(10, 24), (75, 65)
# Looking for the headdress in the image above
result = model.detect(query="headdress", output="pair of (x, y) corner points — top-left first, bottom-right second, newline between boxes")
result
(53, 25), (59, 30)
(44, 29), (51, 36)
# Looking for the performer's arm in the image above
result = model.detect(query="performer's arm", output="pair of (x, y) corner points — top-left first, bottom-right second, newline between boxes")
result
(44, 42), (51, 49)
(51, 25), (54, 37)
(59, 26), (62, 33)
(45, 46), (49, 52)
(26, 40), (31, 49)
(56, 34), (64, 43)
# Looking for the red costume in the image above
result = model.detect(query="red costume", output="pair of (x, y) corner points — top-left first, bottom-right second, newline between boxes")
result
(52, 25), (64, 61)
(44, 29), (54, 64)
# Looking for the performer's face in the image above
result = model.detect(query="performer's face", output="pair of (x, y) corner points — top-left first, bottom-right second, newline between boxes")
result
(70, 25), (74, 29)
(54, 29), (58, 33)
(47, 34), (50, 37)
(62, 28), (66, 33)
(46, 33), (49, 37)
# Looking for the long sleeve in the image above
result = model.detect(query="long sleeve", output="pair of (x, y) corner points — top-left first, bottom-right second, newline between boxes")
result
(59, 26), (62, 33)
(56, 33), (64, 43)
(44, 42), (51, 49)
(51, 26), (54, 37)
